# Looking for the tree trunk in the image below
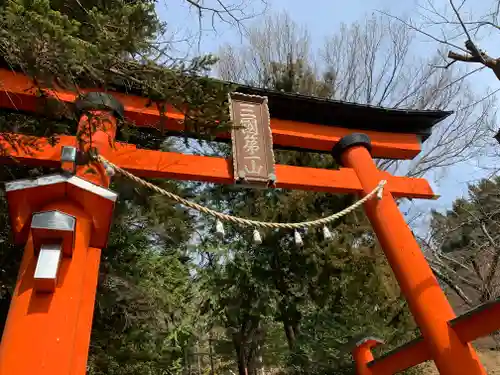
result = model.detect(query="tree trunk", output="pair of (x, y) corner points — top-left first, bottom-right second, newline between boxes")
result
(293, 322), (300, 340)
(283, 321), (296, 350)
(209, 331), (215, 375)
(246, 335), (259, 375)
(233, 337), (247, 375)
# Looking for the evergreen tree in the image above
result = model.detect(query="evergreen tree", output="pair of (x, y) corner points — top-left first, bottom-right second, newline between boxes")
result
(0, 1), (232, 374)
(430, 176), (500, 306)
(198, 59), (416, 375)
(88, 179), (198, 375)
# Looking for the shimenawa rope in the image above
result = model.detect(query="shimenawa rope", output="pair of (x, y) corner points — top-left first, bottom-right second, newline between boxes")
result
(96, 155), (387, 231)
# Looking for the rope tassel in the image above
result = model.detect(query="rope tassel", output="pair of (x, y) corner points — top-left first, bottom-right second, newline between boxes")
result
(294, 230), (303, 247)
(215, 219), (225, 238)
(322, 225), (332, 241)
(253, 229), (262, 245)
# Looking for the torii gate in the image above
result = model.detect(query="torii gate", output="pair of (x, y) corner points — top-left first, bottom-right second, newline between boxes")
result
(0, 68), (498, 375)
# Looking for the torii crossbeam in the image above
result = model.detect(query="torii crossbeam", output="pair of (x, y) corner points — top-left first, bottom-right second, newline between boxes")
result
(0, 68), (498, 375)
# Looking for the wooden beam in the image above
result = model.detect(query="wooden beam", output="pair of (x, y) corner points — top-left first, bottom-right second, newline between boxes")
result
(0, 134), (437, 199)
(0, 69), (422, 159)
(450, 298), (500, 343)
(368, 338), (430, 374)
(367, 298), (500, 374)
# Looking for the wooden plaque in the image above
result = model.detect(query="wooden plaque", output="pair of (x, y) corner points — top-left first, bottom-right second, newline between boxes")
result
(229, 92), (276, 187)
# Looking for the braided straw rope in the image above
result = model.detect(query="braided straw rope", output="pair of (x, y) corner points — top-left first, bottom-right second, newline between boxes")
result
(97, 155), (386, 230)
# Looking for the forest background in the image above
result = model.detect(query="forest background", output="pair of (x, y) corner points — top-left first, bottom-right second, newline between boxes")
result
(0, 0), (500, 374)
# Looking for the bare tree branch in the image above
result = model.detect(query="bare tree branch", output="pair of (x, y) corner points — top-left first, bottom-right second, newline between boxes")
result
(425, 175), (500, 313)
(480, 222), (500, 293)
(427, 256), (480, 289)
(384, 1), (500, 82)
(448, 0), (486, 64)
(378, 11), (469, 54)
(218, 12), (494, 181)
(184, 0), (266, 28)
(428, 20), (500, 33)
(177, 0), (268, 51)
(430, 264), (473, 306)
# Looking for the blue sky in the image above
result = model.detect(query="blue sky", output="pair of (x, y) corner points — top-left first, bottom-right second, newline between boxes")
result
(156, 0), (499, 217)
(158, 0), (424, 57)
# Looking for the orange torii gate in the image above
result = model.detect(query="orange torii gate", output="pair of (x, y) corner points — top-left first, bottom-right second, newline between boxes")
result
(0, 68), (498, 375)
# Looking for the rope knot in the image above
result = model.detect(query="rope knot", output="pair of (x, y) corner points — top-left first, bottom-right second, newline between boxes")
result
(377, 180), (387, 200)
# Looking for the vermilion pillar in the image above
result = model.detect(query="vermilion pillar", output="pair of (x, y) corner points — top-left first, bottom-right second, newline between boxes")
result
(348, 336), (384, 375)
(71, 93), (123, 374)
(74, 92), (122, 187)
(0, 93), (123, 375)
(332, 134), (486, 375)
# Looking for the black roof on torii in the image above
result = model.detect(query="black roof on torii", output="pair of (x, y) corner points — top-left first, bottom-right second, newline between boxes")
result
(0, 58), (451, 141)
(235, 84), (452, 141)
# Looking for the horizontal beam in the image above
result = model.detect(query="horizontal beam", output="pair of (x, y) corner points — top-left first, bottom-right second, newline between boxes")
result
(0, 134), (437, 199)
(369, 338), (430, 374)
(0, 69), (422, 159)
(368, 298), (500, 373)
(450, 298), (500, 343)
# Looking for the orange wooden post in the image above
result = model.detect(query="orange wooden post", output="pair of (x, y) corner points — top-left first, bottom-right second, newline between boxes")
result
(0, 93), (122, 375)
(352, 347), (374, 375)
(348, 337), (384, 375)
(71, 93), (122, 375)
(0, 201), (93, 375)
(332, 134), (486, 375)
(74, 92), (122, 186)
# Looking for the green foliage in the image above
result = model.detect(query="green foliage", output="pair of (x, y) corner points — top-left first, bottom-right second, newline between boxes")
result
(429, 176), (500, 307)
(88, 201), (196, 375)
(268, 58), (334, 97)
(83, 143), (203, 374)
(431, 176), (500, 254)
(0, 0), (234, 139)
(196, 58), (416, 375)
(0, 1), (229, 374)
(198, 153), (416, 374)
(0, 2), (422, 375)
